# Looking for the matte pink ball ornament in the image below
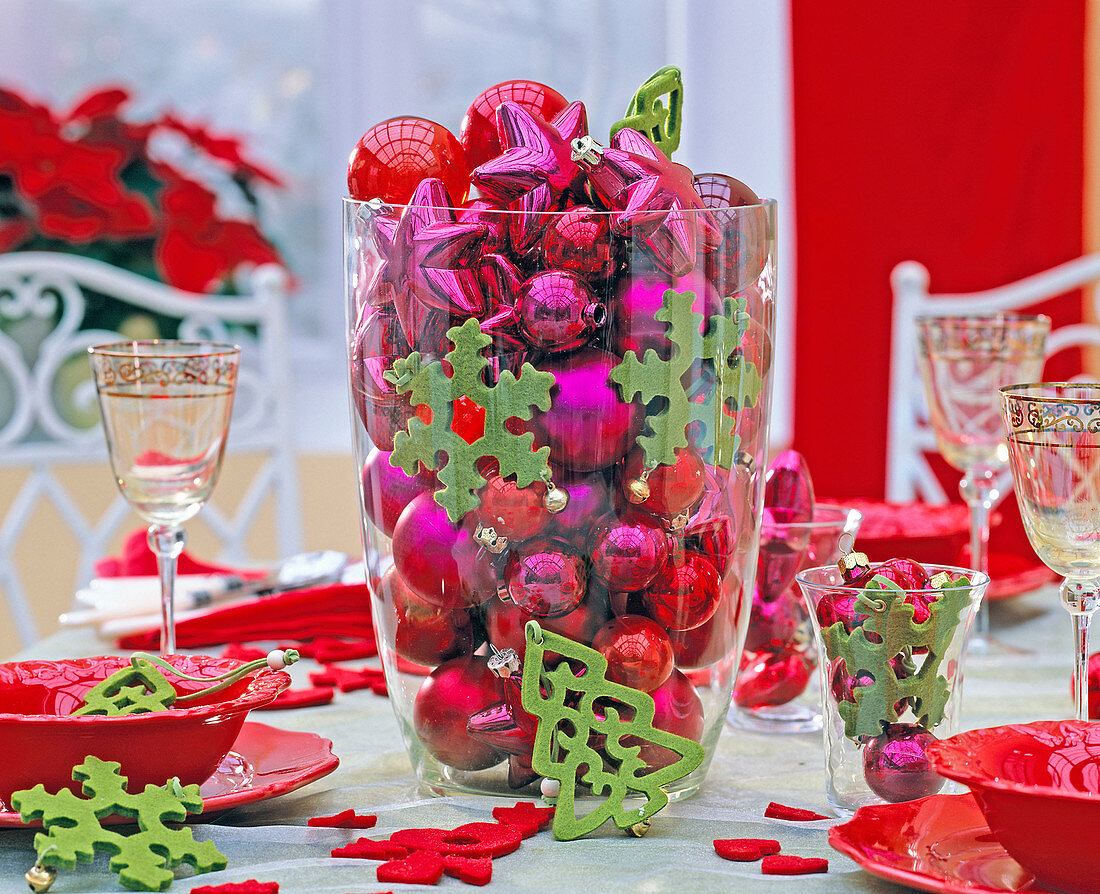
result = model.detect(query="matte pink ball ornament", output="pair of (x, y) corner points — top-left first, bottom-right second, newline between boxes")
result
(413, 656), (506, 771)
(588, 511), (670, 592)
(862, 723), (944, 803)
(515, 271), (606, 352)
(610, 271), (721, 360)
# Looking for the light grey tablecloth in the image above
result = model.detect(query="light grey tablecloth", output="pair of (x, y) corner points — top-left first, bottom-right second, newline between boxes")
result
(0, 587), (1070, 893)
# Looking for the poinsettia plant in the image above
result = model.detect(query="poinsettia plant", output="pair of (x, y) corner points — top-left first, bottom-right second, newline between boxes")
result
(0, 84), (286, 296)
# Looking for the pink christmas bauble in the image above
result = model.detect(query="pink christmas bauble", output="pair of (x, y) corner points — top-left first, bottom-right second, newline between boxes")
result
(592, 614), (674, 693)
(381, 567), (476, 667)
(621, 446), (706, 519)
(642, 549), (722, 631)
(349, 308), (414, 451)
(361, 448), (434, 538)
(610, 272), (721, 360)
(588, 511), (670, 592)
(392, 493), (498, 610)
(733, 647), (814, 709)
(744, 590), (807, 653)
(540, 205), (620, 281)
(528, 348), (643, 471)
(516, 271), (606, 352)
(549, 468), (611, 537)
(623, 669), (704, 770)
(504, 536), (587, 618)
(413, 656), (506, 771)
(862, 723), (944, 803)
(349, 117), (470, 205)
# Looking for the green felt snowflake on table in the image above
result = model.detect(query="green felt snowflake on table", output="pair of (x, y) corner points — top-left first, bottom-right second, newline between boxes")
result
(11, 756), (226, 892)
(609, 288), (762, 470)
(520, 621), (705, 841)
(822, 575), (974, 740)
(384, 317), (556, 524)
(610, 65), (684, 157)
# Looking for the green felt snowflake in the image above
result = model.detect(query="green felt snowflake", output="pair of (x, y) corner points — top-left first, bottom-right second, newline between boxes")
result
(11, 756), (226, 892)
(385, 317), (555, 523)
(520, 621), (705, 841)
(72, 659), (177, 716)
(610, 65), (683, 157)
(609, 289), (762, 469)
(822, 575), (974, 740)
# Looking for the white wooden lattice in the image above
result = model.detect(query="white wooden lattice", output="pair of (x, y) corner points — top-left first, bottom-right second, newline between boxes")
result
(0, 252), (303, 647)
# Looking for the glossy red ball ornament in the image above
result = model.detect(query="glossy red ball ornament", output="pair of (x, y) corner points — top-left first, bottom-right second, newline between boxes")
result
(862, 723), (944, 803)
(392, 494), (498, 610)
(682, 467), (745, 576)
(361, 448), (434, 537)
(504, 537), (587, 618)
(380, 567), (476, 666)
(487, 592), (608, 660)
(642, 549), (722, 631)
(459, 80), (568, 170)
(850, 558), (934, 623)
(348, 117), (470, 205)
(592, 615), (674, 693)
(349, 308), (414, 451)
(475, 462), (550, 544)
(516, 271), (606, 352)
(540, 205), (619, 281)
(693, 171), (766, 297)
(744, 591), (807, 653)
(529, 348), (644, 471)
(667, 585), (740, 669)
(733, 647), (814, 709)
(623, 669), (704, 770)
(765, 449), (815, 524)
(588, 511), (670, 592)
(413, 656), (506, 771)
(610, 271), (721, 360)
(622, 446), (706, 519)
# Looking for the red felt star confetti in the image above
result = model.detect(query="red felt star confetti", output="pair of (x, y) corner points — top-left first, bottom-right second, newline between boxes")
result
(764, 801), (828, 821)
(761, 855), (829, 875)
(189, 881), (279, 894)
(443, 855), (493, 886)
(713, 838), (781, 862)
(256, 686), (334, 711)
(308, 809), (377, 829)
(331, 839), (408, 861)
(491, 801), (555, 838)
(376, 850), (445, 885)
(309, 665), (387, 695)
(388, 823), (523, 859)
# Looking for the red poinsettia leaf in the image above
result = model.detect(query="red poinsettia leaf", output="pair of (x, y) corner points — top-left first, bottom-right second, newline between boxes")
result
(155, 225), (228, 292)
(218, 220), (283, 267)
(66, 87), (130, 123)
(0, 87), (40, 115)
(0, 219), (33, 252)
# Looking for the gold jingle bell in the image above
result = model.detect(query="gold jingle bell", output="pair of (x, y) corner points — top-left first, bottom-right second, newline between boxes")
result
(627, 818), (652, 837)
(627, 467), (653, 504)
(543, 484), (569, 514)
(26, 863), (56, 893)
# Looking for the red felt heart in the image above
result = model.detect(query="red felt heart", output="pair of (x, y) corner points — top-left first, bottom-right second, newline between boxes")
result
(309, 664), (387, 694)
(763, 801), (828, 821)
(443, 855), (493, 886)
(308, 808), (377, 829)
(376, 849), (445, 885)
(491, 801), (555, 838)
(331, 838), (408, 861)
(190, 882), (279, 894)
(389, 822), (523, 858)
(761, 854), (829, 875)
(713, 838), (781, 862)
(257, 686), (335, 710)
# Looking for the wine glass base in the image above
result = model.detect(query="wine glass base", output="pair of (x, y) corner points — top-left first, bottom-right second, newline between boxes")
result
(726, 702), (823, 735)
(965, 631), (1032, 660)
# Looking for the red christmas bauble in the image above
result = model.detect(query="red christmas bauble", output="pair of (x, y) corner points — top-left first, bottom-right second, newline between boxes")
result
(693, 171), (766, 297)
(504, 536), (588, 618)
(592, 615), (674, 693)
(622, 669), (704, 770)
(733, 647), (814, 708)
(862, 723), (944, 803)
(850, 558), (934, 622)
(380, 567), (476, 666)
(642, 549), (722, 631)
(475, 462), (550, 544)
(829, 656), (910, 717)
(540, 205), (620, 281)
(622, 446), (706, 519)
(528, 348), (644, 471)
(348, 117), (470, 205)
(682, 467), (745, 576)
(349, 308), (414, 451)
(459, 80), (568, 170)
(392, 494), (498, 610)
(487, 590), (608, 659)
(764, 449), (815, 523)
(667, 580), (741, 669)
(744, 590), (807, 653)
(516, 271), (605, 352)
(588, 511), (670, 592)
(361, 448), (434, 538)
(413, 656), (506, 771)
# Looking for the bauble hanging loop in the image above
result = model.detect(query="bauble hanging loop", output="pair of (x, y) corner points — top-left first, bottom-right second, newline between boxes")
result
(475, 522), (510, 555)
(570, 135), (603, 165)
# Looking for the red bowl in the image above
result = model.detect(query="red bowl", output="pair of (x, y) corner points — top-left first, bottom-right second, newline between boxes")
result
(0, 655), (290, 807)
(928, 720), (1100, 894)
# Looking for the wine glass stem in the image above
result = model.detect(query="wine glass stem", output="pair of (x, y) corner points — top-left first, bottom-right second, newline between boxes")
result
(1061, 578), (1099, 721)
(960, 466), (999, 637)
(147, 524), (186, 655)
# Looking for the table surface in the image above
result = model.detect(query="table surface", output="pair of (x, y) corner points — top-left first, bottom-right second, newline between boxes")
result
(0, 587), (1071, 893)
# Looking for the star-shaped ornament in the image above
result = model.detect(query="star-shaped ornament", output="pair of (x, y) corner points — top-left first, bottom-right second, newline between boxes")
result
(467, 647), (542, 789)
(571, 128), (720, 276)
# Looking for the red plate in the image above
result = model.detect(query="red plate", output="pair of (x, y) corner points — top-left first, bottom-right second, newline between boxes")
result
(829, 792), (1050, 893)
(0, 721), (338, 827)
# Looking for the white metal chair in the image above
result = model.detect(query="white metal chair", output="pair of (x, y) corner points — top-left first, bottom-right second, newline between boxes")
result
(0, 252), (303, 647)
(886, 255), (1100, 501)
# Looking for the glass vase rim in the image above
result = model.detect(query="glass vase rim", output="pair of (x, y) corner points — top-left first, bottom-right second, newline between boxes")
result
(88, 339), (242, 359)
(342, 194), (778, 216)
(1000, 381), (1100, 401)
(914, 312), (1051, 328)
(765, 503), (863, 532)
(795, 562), (989, 595)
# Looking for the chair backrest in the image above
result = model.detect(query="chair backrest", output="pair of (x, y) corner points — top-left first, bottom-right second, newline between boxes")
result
(887, 255), (1100, 502)
(0, 252), (303, 647)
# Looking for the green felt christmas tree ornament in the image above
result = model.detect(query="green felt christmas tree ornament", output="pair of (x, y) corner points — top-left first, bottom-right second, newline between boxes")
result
(520, 620), (705, 841)
(12, 756), (226, 892)
(610, 65), (684, 157)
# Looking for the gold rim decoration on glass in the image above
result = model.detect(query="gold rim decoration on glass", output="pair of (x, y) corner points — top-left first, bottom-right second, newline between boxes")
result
(88, 340), (241, 654)
(915, 313), (1050, 655)
(1001, 382), (1100, 720)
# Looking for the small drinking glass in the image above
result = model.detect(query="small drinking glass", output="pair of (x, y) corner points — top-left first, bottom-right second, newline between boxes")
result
(89, 341), (241, 654)
(1001, 383), (1100, 720)
(916, 313), (1049, 653)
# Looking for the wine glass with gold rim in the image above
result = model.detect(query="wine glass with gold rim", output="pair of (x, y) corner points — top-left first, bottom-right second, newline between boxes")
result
(916, 313), (1049, 655)
(89, 340), (241, 654)
(1001, 382), (1100, 720)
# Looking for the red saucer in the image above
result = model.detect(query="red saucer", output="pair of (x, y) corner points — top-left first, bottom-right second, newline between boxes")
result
(829, 792), (1050, 893)
(0, 721), (338, 827)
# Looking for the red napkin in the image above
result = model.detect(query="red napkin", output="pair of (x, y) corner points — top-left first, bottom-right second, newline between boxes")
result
(95, 528), (267, 580)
